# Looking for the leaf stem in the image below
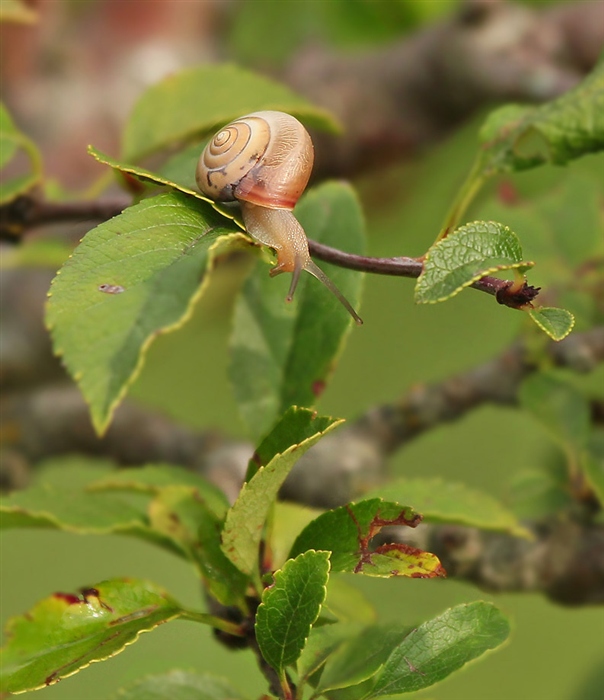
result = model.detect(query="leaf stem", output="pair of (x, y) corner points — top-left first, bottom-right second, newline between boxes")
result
(280, 670), (294, 700)
(180, 610), (245, 636)
(437, 155), (486, 242)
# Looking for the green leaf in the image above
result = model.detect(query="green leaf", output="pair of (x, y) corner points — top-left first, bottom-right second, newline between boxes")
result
(0, 0), (38, 24)
(0, 579), (183, 694)
(255, 550), (330, 674)
(0, 459), (195, 559)
(0, 102), (19, 169)
(46, 192), (242, 435)
(415, 221), (533, 304)
(0, 102), (42, 204)
(221, 407), (343, 576)
(109, 670), (250, 700)
(367, 478), (530, 538)
(89, 146), (206, 200)
(508, 469), (572, 520)
(122, 64), (340, 162)
(0, 459), (147, 533)
(0, 460), (248, 607)
(519, 372), (591, 458)
(297, 622), (363, 688)
(289, 499), (445, 578)
(158, 141), (207, 192)
(229, 181), (366, 439)
(147, 486), (249, 607)
(479, 57), (604, 175)
(528, 307), (575, 341)
(249, 405), (342, 478)
(90, 464), (230, 519)
(317, 624), (413, 694)
(88, 147), (241, 225)
(369, 602), (510, 696)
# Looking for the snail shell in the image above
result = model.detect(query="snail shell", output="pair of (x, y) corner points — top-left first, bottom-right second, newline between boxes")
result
(196, 111), (313, 210)
(196, 111), (362, 325)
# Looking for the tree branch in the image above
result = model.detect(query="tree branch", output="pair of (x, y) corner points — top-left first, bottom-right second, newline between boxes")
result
(3, 327), (604, 604)
(377, 518), (604, 606)
(286, 0), (604, 178)
(281, 327), (604, 510)
(0, 194), (129, 241)
(2, 194), (538, 307)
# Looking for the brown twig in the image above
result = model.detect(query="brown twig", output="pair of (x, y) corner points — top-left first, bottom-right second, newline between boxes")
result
(0, 194), (130, 240)
(349, 326), (604, 457)
(309, 239), (538, 305)
(2, 194), (537, 306)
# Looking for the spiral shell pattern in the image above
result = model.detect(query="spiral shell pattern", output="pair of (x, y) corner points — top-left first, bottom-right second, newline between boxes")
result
(196, 111), (314, 210)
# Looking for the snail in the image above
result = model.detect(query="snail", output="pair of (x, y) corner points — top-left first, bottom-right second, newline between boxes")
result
(196, 111), (362, 325)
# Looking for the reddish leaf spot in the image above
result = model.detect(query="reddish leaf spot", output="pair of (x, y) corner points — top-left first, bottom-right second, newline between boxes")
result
(498, 180), (519, 206)
(98, 283), (125, 294)
(404, 656), (426, 676)
(53, 593), (81, 605)
(312, 380), (326, 398)
(45, 673), (60, 686)
(346, 505), (445, 577)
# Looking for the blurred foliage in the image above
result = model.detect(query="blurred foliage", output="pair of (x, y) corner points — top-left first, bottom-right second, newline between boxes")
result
(227, 0), (458, 66)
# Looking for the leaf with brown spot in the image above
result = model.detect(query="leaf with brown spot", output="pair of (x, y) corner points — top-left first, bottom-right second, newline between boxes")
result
(289, 499), (445, 578)
(0, 579), (184, 694)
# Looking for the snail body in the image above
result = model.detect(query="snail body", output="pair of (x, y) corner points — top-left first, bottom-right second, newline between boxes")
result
(196, 111), (362, 325)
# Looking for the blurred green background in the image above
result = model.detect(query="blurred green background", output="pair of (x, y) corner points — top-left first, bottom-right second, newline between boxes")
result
(2, 0), (604, 698)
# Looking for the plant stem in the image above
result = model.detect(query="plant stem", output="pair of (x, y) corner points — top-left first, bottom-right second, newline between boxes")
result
(180, 610), (245, 636)
(309, 239), (513, 299)
(3, 194), (520, 302)
(436, 155), (486, 241)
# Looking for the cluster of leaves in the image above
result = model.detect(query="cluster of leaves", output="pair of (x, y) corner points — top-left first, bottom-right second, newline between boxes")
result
(0, 410), (514, 697)
(1, 52), (603, 699)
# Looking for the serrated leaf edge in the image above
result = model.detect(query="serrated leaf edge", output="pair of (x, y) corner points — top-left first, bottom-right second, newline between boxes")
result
(415, 220), (534, 304)
(221, 417), (344, 575)
(415, 259), (535, 304)
(47, 229), (247, 436)
(88, 146), (246, 228)
(527, 307), (575, 341)
(256, 550), (331, 673)
(3, 612), (183, 695)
